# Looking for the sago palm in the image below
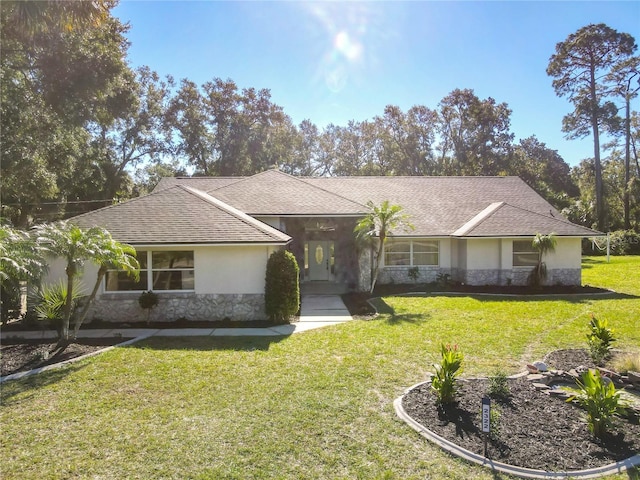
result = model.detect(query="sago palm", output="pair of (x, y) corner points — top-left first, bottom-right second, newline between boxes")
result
(354, 200), (413, 293)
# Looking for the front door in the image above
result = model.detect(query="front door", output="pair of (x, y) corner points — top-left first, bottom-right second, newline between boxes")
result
(308, 241), (332, 281)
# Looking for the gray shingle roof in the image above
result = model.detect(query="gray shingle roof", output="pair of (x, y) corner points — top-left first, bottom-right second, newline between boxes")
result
(302, 175), (599, 236)
(204, 170), (367, 216)
(155, 176), (242, 192)
(70, 185), (291, 245)
(136, 171), (600, 238)
(451, 202), (599, 237)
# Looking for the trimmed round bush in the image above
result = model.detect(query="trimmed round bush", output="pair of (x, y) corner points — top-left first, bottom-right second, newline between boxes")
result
(265, 249), (300, 324)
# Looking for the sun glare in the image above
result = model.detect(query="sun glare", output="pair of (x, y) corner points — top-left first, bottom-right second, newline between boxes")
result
(302, 2), (386, 94)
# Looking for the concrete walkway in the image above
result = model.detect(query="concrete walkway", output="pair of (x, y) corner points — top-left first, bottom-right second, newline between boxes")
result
(1, 294), (354, 340)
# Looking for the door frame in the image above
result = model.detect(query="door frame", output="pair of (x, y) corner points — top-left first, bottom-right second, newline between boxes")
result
(306, 240), (334, 281)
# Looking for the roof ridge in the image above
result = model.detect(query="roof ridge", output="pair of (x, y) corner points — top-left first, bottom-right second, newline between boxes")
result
(212, 169), (369, 210)
(459, 201), (601, 236)
(180, 186), (291, 243)
(207, 169), (283, 192)
(452, 202), (505, 236)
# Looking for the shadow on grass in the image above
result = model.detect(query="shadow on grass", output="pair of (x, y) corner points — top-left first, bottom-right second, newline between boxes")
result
(127, 335), (289, 353)
(369, 298), (430, 325)
(0, 363), (87, 405)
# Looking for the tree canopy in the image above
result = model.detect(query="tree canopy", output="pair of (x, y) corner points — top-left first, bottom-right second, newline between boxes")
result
(1, 9), (638, 235)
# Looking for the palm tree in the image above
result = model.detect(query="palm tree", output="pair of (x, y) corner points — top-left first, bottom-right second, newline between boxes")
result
(73, 236), (139, 338)
(33, 221), (138, 342)
(1, 225), (48, 323)
(354, 200), (414, 293)
(0, 225), (47, 285)
(529, 233), (557, 287)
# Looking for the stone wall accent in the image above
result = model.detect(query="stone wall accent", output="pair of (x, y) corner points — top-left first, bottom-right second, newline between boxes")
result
(465, 268), (581, 286)
(88, 293), (266, 323)
(377, 267), (447, 285)
(357, 248), (372, 292)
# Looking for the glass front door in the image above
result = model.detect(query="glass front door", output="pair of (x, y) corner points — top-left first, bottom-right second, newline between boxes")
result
(307, 241), (333, 281)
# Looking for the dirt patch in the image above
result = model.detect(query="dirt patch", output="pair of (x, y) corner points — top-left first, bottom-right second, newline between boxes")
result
(401, 350), (640, 472)
(1, 338), (125, 377)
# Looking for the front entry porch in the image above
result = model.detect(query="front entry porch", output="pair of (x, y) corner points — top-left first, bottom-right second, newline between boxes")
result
(300, 281), (350, 295)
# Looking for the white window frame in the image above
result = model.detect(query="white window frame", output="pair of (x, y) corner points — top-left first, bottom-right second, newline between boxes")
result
(512, 240), (538, 267)
(384, 239), (440, 267)
(105, 250), (195, 292)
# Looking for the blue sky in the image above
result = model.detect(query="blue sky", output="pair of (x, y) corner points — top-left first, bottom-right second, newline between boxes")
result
(113, 1), (639, 167)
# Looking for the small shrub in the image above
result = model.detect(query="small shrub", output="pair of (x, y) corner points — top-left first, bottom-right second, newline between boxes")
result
(138, 290), (158, 324)
(609, 352), (640, 375)
(431, 343), (463, 404)
(565, 369), (627, 438)
(435, 273), (451, 288)
(586, 314), (615, 365)
(488, 370), (510, 400)
(489, 405), (502, 441)
(138, 290), (159, 310)
(265, 249), (300, 324)
(407, 267), (420, 283)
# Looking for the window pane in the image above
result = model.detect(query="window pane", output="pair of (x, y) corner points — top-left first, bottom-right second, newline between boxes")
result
(413, 252), (439, 266)
(513, 240), (538, 266)
(413, 241), (438, 253)
(136, 250), (148, 269)
(105, 271), (148, 291)
(152, 270), (194, 290)
(385, 252), (411, 266)
(386, 241), (410, 253)
(152, 251), (194, 269)
(513, 241), (535, 253)
(513, 253), (538, 267)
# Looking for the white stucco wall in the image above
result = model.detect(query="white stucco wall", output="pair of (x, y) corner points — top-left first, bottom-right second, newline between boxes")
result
(458, 239), (467, 270)
(42, 257), (100, 292)
(194, 245), (277, 294)
(544, 237), (582, 269)
(465, 238), (502, 269)
(439, 238), (452, 269)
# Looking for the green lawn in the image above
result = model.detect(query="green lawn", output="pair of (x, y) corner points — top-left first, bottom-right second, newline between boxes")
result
(1, 256), (639, 479)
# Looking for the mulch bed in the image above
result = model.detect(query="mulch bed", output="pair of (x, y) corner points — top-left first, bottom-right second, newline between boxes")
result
(0, 338), (123, 377)
(401, 350), (640, 472)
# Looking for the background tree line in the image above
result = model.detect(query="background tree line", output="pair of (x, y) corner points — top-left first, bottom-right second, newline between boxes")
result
(1, 2), (638, 233)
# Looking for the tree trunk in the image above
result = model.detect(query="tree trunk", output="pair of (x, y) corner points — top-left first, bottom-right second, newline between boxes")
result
(370, 235), (386, 294)
(590, 63), (605, 232)
(73, 268), (105, 339)
(624, 91), (631, 230)
(60, 265), (75, 343)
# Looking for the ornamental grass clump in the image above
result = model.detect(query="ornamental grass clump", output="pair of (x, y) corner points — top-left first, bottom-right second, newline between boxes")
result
(488, 369), (511, 401)
(431, 343), (463, 404)
(586, 314), (616, 365)
(565, 369), (627, 438)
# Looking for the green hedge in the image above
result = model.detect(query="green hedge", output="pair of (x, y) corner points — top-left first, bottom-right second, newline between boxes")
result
(265, 249), (300, 324)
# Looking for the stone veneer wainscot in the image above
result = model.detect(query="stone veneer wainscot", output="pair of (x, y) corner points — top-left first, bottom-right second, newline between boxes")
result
(89, 293), (266, 323)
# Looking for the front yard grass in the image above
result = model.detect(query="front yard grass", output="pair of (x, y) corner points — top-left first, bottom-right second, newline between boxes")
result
(1, 256), (638, 479)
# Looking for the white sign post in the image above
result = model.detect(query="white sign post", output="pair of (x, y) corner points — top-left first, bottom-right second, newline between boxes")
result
(481, 396), (491, 457)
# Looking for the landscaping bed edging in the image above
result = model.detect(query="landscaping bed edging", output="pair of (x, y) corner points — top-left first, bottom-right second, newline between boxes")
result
(0, 334), (153, 384)
(394, 381), (640, 479)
